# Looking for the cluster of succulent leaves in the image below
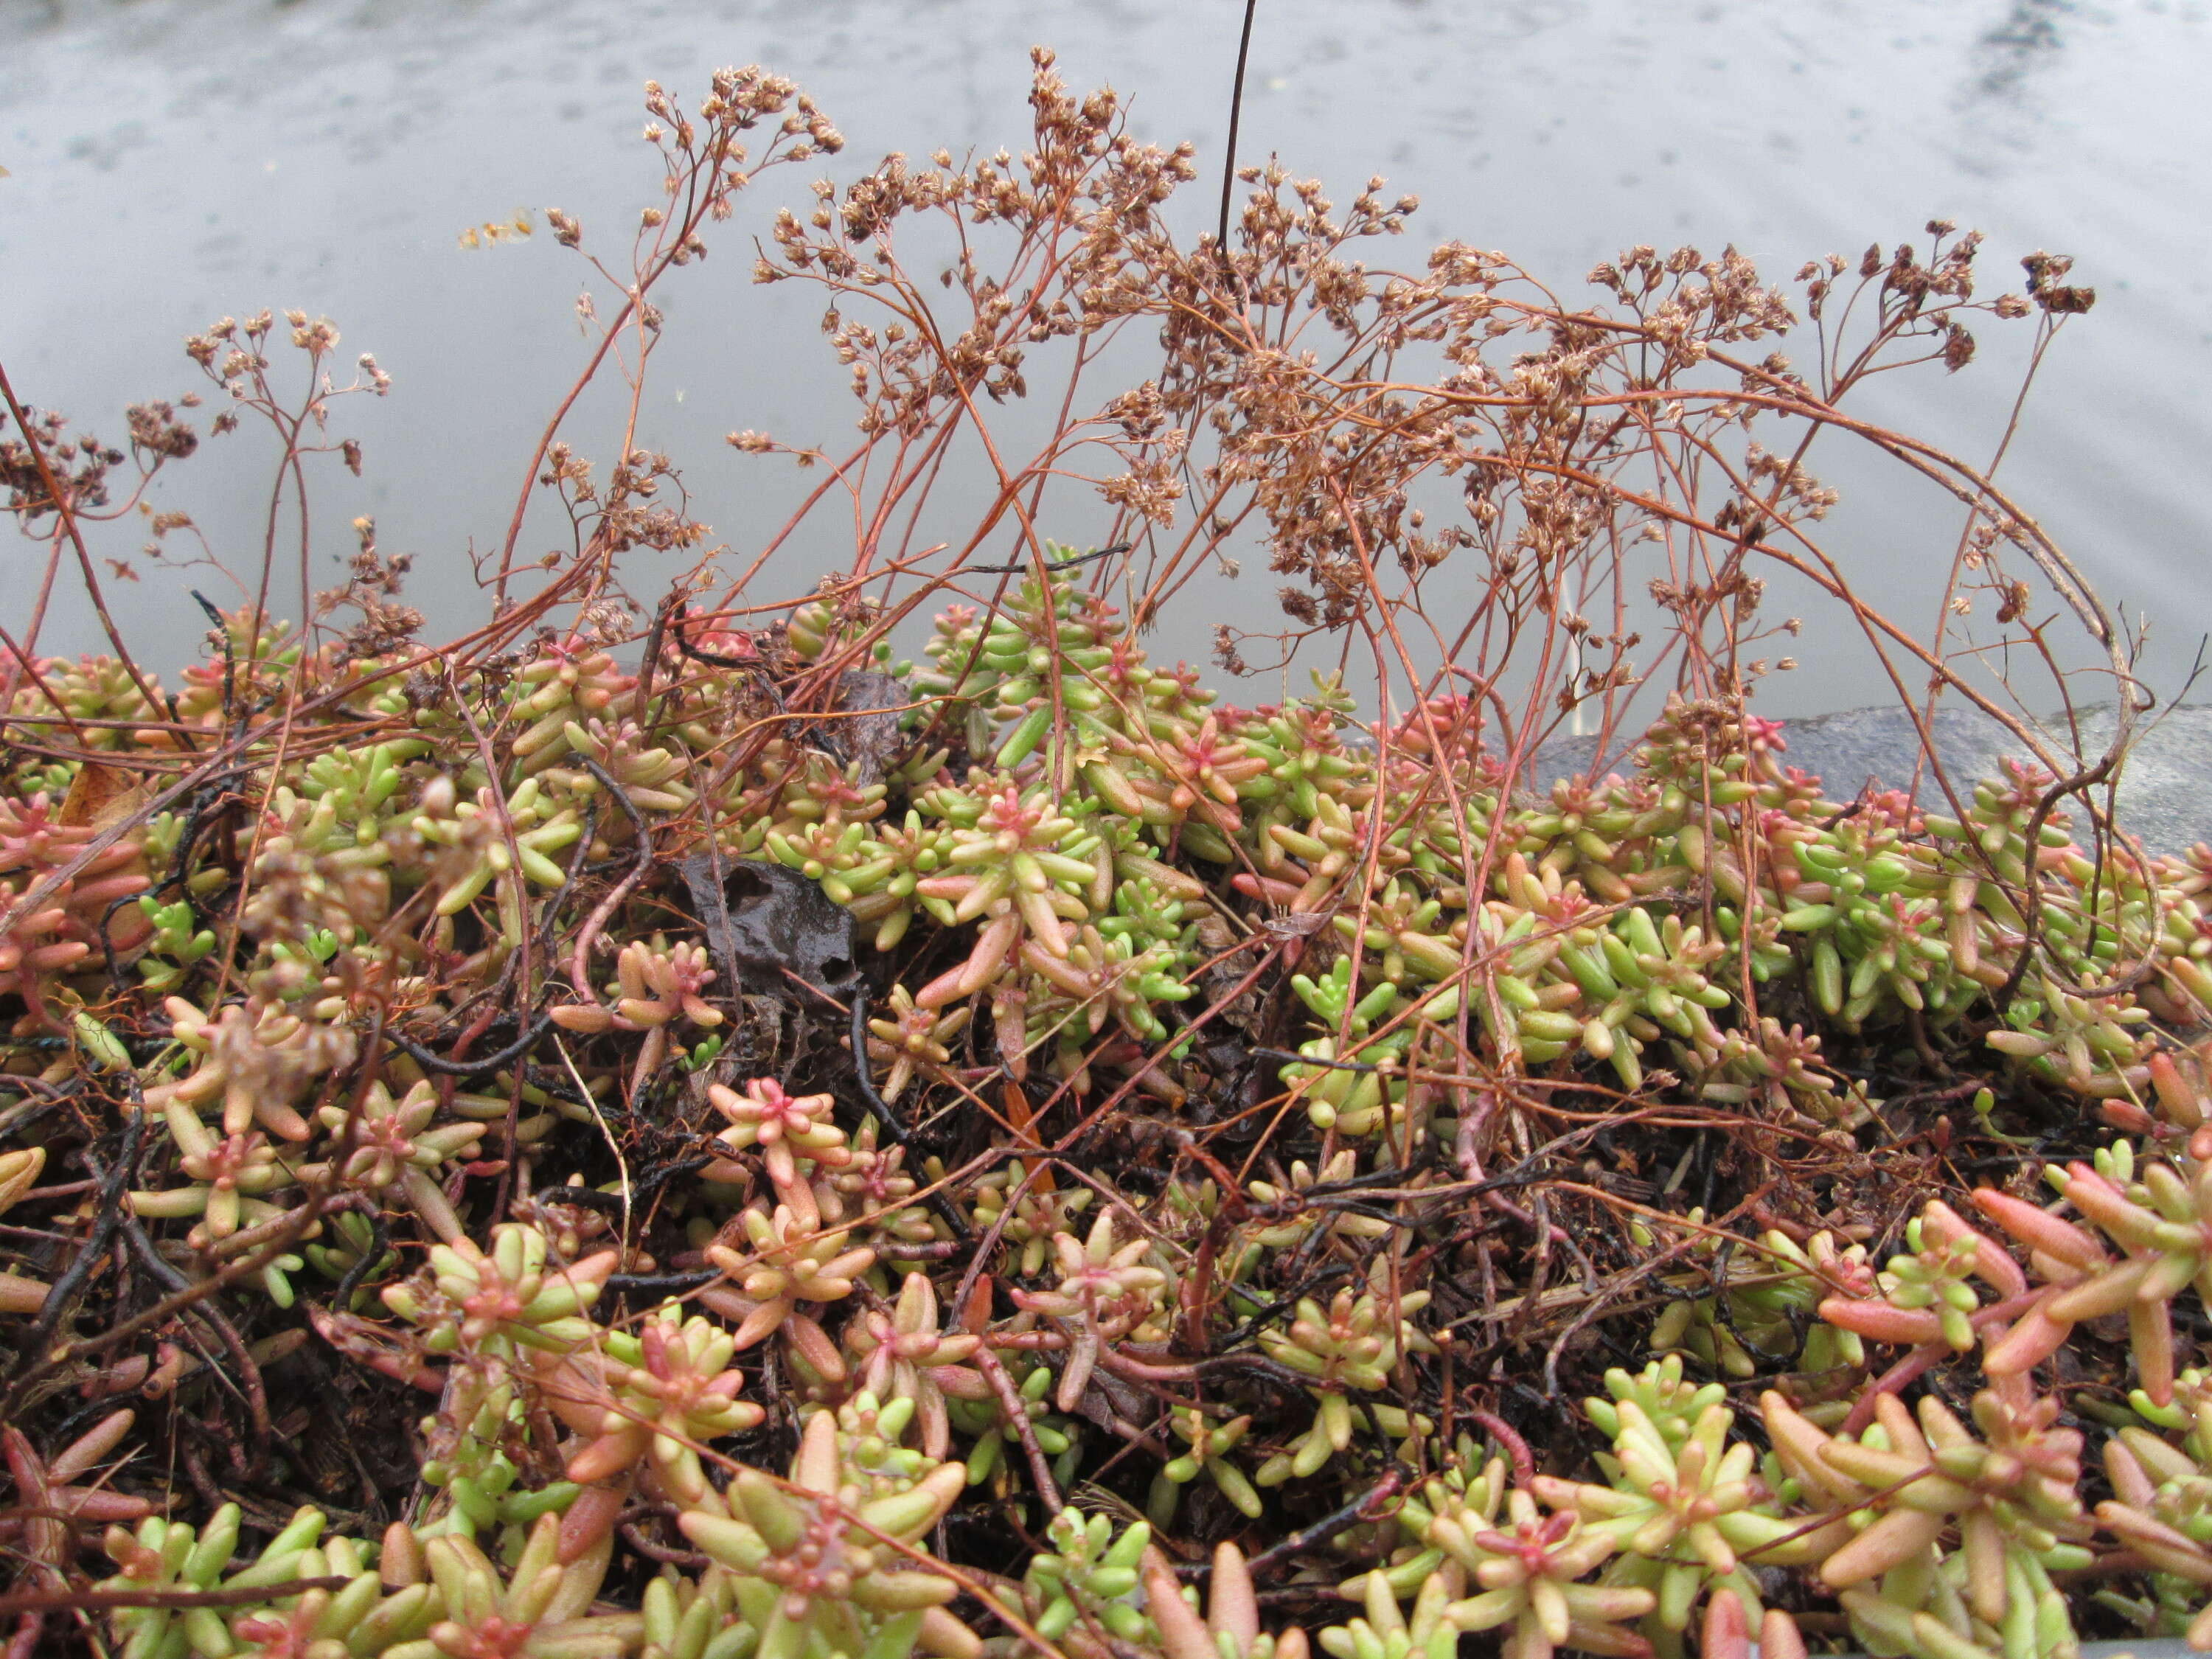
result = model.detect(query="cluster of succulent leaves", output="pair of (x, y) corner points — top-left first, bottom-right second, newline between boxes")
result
(11, 557), (2212, 1658)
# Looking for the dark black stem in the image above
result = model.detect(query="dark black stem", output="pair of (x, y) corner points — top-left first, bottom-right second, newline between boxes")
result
(968, 542), (1129, 576)
(8, 1109), (147, 1378)
(331, 1208), (391, 1310)
(605, 1268), (721, 1298)
(386, 1012), (555, 1079)
(1217, 0), (1261, 261)
(848, 990), (973, 1240)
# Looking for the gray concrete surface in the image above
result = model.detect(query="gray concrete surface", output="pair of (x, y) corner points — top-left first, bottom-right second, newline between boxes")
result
(1531, 703), (2212, 860)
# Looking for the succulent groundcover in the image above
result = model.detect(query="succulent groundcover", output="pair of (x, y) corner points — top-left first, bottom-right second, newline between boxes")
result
(1, 554), (2211, 1659)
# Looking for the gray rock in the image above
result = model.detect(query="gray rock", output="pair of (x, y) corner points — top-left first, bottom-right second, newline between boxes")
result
(1531, 703), (2212, 859)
